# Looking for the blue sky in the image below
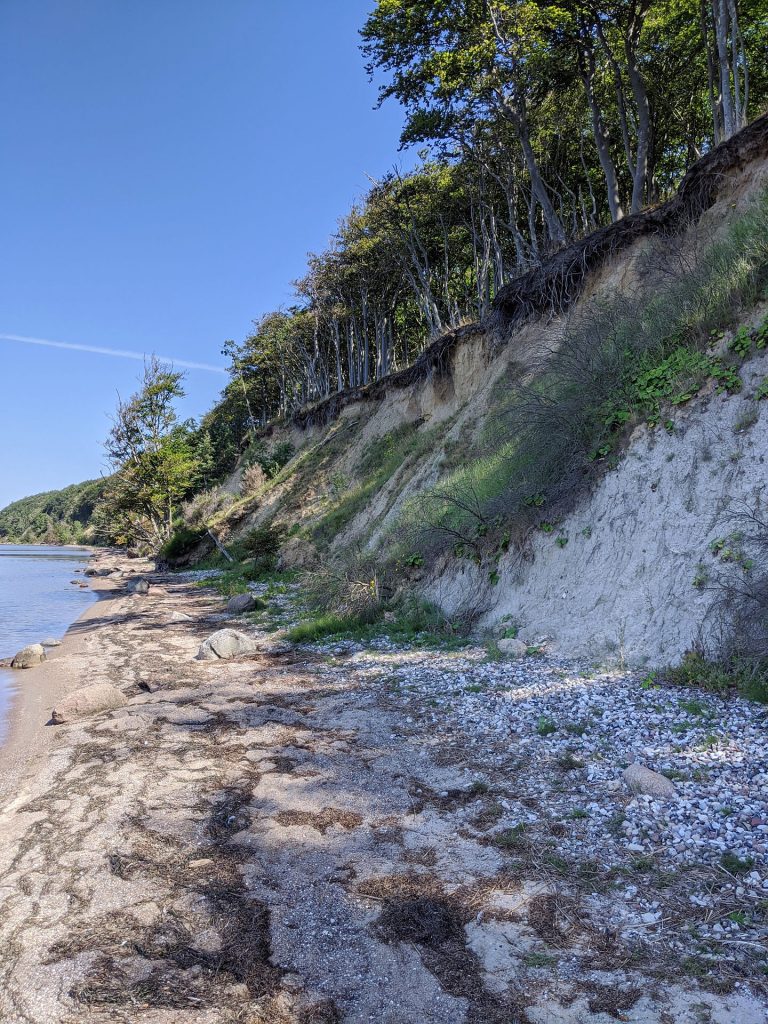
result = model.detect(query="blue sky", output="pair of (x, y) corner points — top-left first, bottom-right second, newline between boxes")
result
(0, 0), (408, 508)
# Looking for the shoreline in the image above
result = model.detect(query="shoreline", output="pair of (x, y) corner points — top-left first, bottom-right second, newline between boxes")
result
(0, 551), (132, 809)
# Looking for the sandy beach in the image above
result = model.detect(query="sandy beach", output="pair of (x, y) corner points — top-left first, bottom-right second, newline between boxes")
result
(0, 552), (765, 1024)
(0, 562), (116, 809)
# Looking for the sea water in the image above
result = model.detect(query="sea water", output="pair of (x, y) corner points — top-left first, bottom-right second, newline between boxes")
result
(0, 545), (95, 742)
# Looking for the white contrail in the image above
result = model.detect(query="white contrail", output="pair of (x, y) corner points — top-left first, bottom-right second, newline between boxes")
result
(0, 332), (227, 374)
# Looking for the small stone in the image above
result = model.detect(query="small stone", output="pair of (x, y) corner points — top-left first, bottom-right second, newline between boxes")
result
(41, 638), (62, 648)
(196, 628), (256, 661)
(497, 638), (528, 657)
(188, 858), (213, 869)
(226, 592), (258, 614)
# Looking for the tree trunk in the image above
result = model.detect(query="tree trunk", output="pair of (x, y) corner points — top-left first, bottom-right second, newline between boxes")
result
(578, 34), (624, 222)
(624, 27), (651, 214)
(498, 93), (566, 249)
(714, 0), (736, 137)
(701, 0), (723, 143)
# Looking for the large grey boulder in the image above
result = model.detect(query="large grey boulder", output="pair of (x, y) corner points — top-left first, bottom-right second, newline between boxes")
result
(197, 629), (255, 662)
(497, 637), (528, 657)
(226, 592), (258, 614)
(128, 577), (150, 595)
(51, 683), (128, 724)
(11, 644), (46, 669)
(623, 763), (677, 800)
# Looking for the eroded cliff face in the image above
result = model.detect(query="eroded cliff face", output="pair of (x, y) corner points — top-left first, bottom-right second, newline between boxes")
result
(427, 328), (768, 666)
(215, 135), (768, 667)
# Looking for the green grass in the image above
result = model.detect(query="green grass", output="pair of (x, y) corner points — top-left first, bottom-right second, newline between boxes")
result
(493, 824), (527, 850)
(663, 650), (768, 703)
(536, 716), (558, 737)
(285, 597), (470, 649)
(720, 852), (754, 875)
(194, 560), (297, 597)
(311, 422), (443, 546)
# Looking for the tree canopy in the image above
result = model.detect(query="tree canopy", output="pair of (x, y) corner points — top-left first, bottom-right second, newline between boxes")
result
(198, 0), (768, 480)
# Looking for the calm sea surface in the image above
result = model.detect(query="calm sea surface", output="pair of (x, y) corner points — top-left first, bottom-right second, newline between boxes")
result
(0, 546), (95, 743)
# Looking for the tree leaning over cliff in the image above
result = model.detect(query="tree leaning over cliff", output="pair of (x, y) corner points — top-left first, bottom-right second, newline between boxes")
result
(98, 358), (206, 550)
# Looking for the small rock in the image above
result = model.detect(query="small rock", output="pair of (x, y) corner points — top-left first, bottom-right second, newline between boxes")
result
(623, 763), (677, 800)
(188, 858), (213, 869)
(196, 628), (256, 661)
(41, 638), (62, 648)
(497, 638), (528, 657)
(166, 610), (193, 623)
(138, 679), (165, 693)
(11, 644), (46, 669)
(51, 683), (128, 723)
(226, 592), (258, 614)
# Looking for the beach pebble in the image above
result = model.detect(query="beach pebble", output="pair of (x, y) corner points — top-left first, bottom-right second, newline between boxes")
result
(40, 638), (62, 647)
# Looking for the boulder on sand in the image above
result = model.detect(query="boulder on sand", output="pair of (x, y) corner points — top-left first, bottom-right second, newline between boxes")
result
(197, 628), (255, 661)
(226, 592), (258, 614)
(11, 644), (46, 669)
(51, 683), (128, 724)
(128, 577), (150, 595)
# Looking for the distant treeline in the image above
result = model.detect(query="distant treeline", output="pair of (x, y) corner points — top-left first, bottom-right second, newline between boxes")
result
(0, 479), (107, 545)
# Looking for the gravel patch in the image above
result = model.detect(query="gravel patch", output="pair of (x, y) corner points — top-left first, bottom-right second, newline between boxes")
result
(300, 636), (768, 966)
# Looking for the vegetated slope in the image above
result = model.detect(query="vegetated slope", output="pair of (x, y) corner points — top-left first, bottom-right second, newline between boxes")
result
(180, 117), (768, 668)
(0, 478), (106, 545)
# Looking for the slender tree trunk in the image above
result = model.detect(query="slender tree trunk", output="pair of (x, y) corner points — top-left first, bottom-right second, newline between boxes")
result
(578, 35), (624, 222)
(701, 0), (723, 143)
(331, 318), (343, 392)
(497, 94), (566, 249)
(625, 30), (651, 214)
(714, 0), (736, 136)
